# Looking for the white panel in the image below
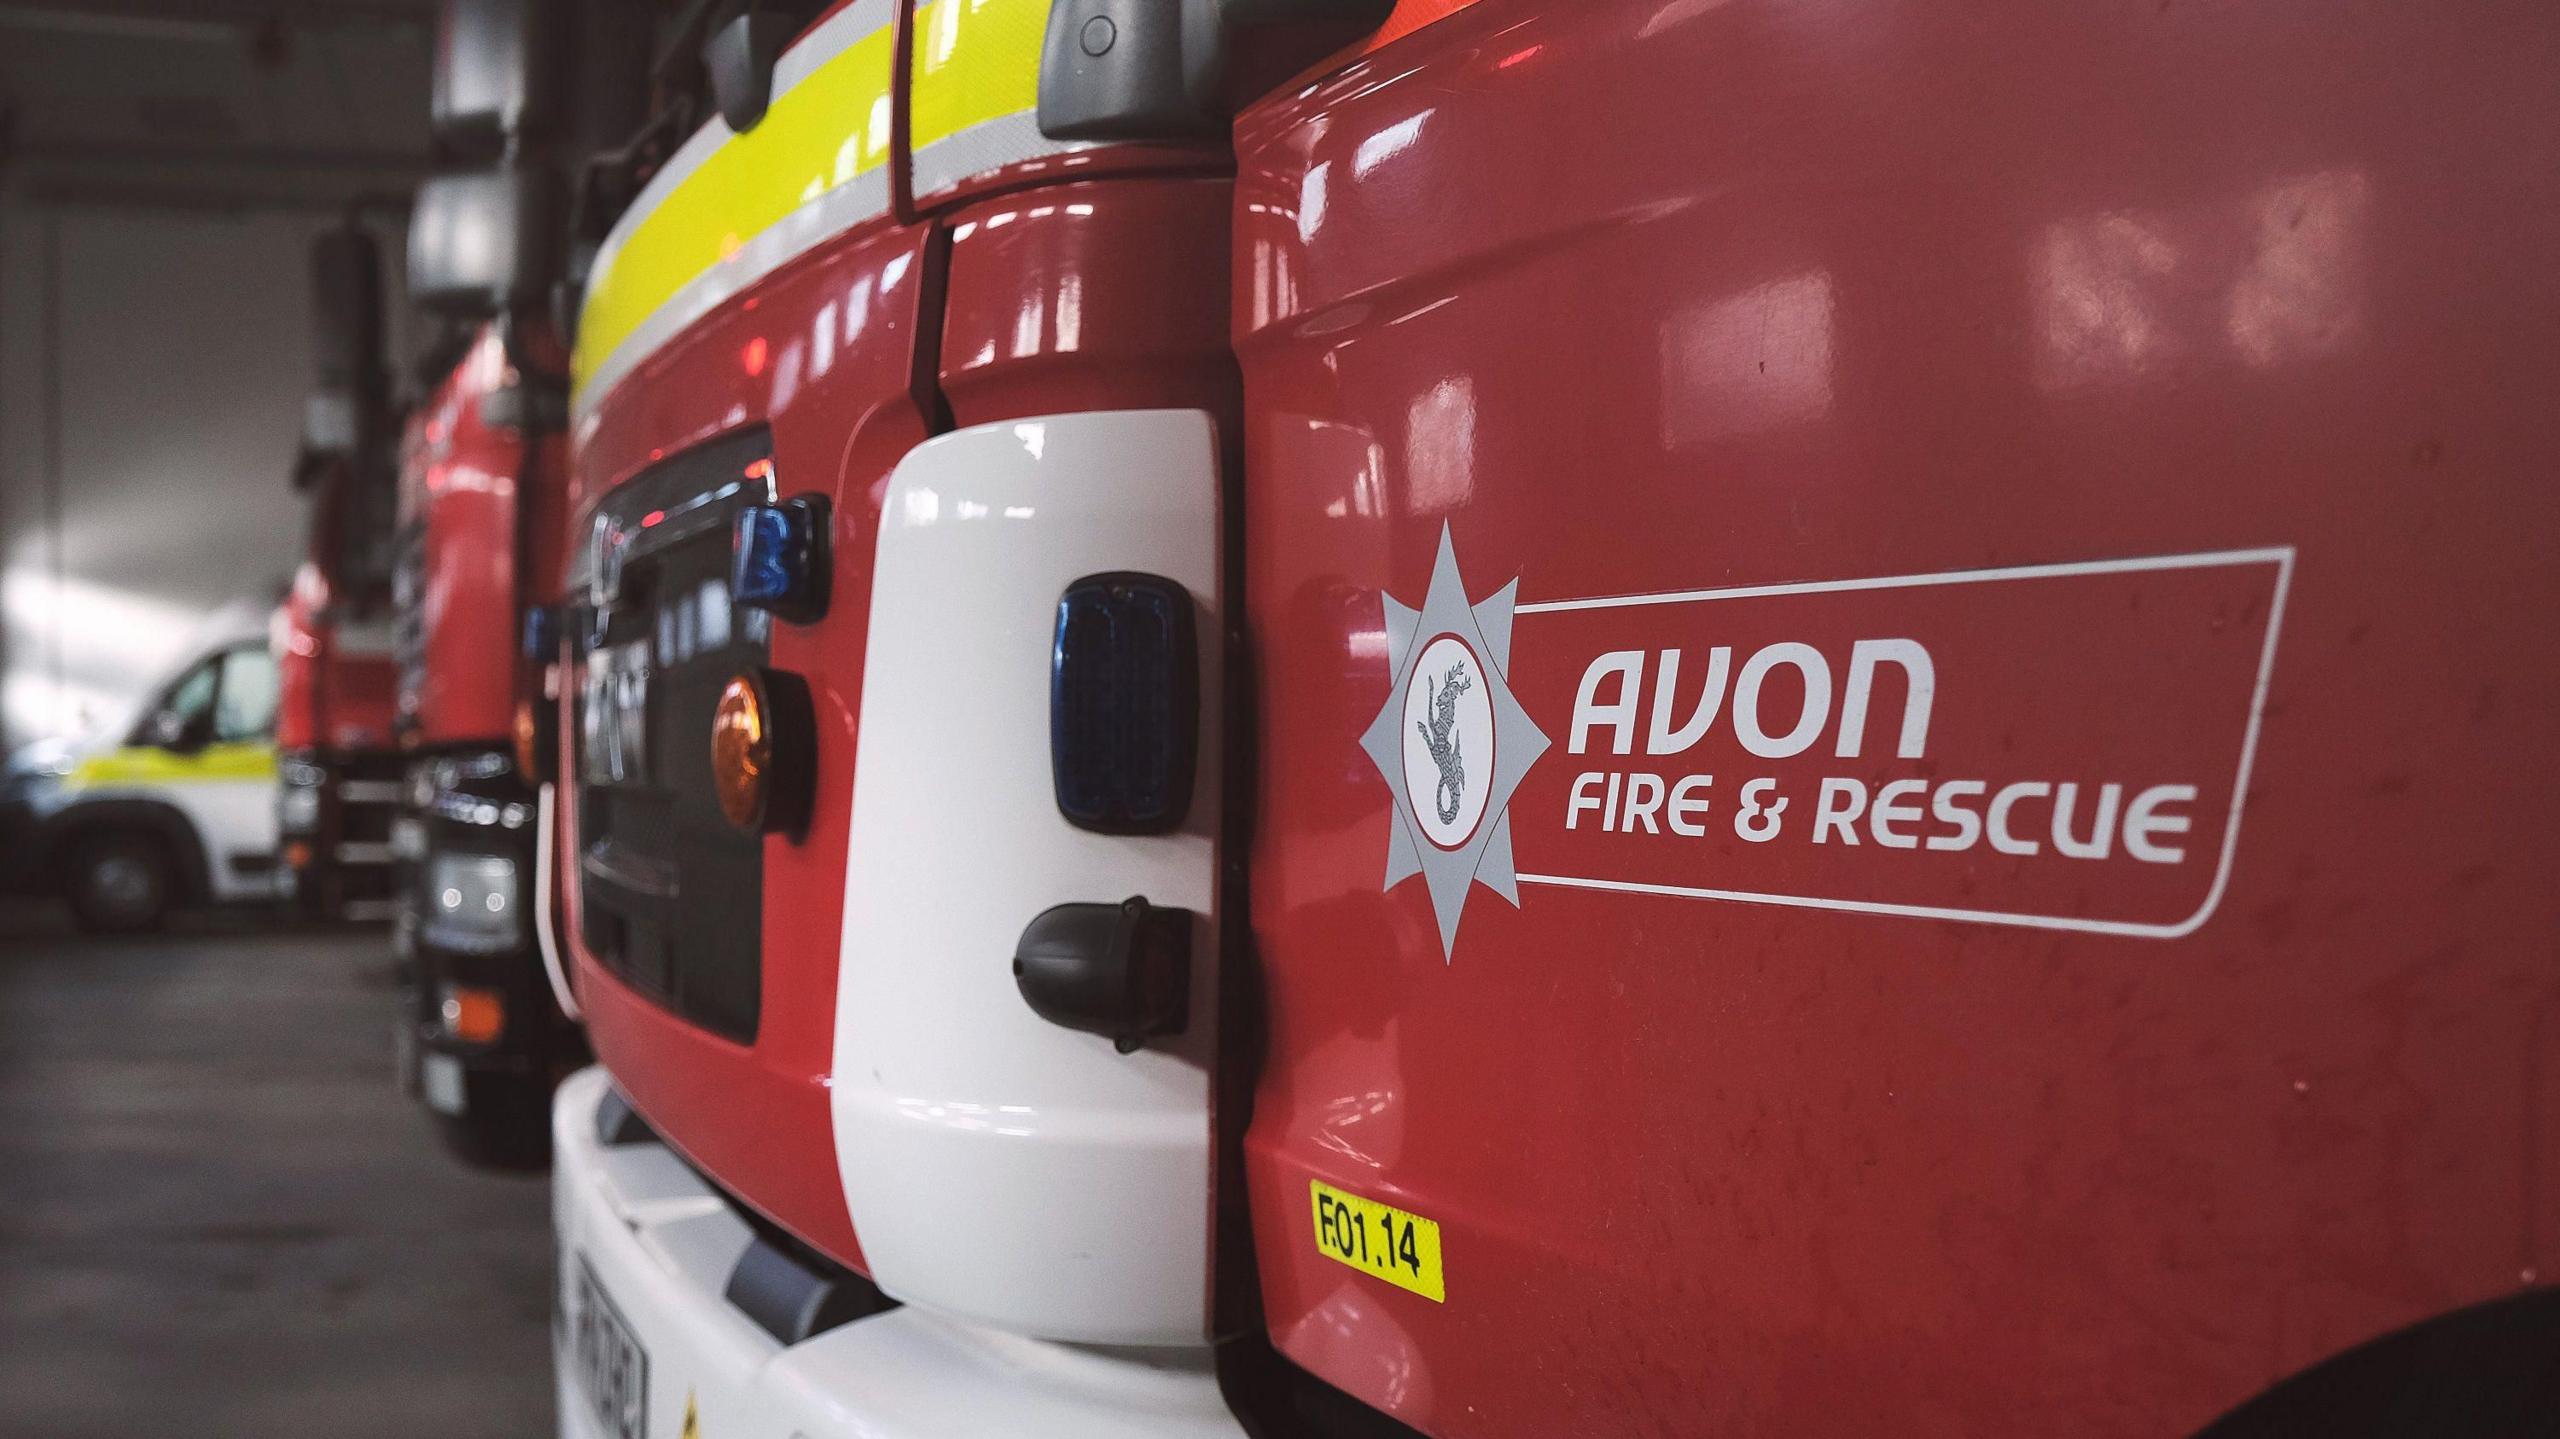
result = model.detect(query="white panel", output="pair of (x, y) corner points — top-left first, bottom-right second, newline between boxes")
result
(833, 411), (1223, 1346)
(167, 776), (279, 902)
(553, 1067), (1242, 1439)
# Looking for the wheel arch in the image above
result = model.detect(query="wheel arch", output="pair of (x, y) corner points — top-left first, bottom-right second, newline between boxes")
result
(41, 798), (214, 904)
(2198, 1287), (2560, 1436)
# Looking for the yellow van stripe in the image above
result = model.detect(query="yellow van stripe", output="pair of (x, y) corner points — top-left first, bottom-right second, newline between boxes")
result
(573, 10), (898, 400)
(67, 743), (278, 792)
(909, 0), (1048, 155)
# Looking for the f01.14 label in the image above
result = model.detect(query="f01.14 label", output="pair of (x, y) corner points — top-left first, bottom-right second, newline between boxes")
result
(1312, 1179), (1446, 1303)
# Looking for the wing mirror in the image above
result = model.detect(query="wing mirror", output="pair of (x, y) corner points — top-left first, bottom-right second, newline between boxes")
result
(432, 0), (563, 157)
(409, 167), (565, 320)
(705, 9), (799, 133)
(149, 709), (214, 755)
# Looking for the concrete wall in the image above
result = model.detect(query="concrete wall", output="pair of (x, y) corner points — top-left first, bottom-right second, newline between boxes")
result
(0, 203), (335, 750)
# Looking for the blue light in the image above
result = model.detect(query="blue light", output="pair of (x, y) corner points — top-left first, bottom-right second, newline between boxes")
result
(1051, 573), (1197, 835)
(520, 604), (558, 662)
(730, 497), (829, 623)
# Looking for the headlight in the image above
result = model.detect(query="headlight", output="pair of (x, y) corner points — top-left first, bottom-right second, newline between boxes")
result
(419, 852), (520, 954)
(279, 784), (323, 834)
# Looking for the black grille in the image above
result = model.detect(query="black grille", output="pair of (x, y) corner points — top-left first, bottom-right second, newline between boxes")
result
(572, 428), (775, 1042)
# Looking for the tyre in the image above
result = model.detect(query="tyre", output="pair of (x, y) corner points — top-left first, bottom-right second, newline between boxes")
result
(64, 832), (173, 934)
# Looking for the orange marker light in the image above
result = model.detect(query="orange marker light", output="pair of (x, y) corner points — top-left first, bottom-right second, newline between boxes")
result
(712, 675), (771, 830)
(513, 696), (549, 785)
(440, 985), (506, 1045)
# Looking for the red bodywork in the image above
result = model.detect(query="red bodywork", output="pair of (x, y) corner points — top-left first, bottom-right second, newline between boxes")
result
(400, 324), (566, 750)
(558, 0), (2554, 1429)
(561, 57), (1231, 1264)
(274, 563), (396, 756)
(564, 218), (931, 1265)
(1235, 1), (2556, 1435)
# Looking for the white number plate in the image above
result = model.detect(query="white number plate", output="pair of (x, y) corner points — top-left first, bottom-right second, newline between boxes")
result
(572, 1256), (649, 1439)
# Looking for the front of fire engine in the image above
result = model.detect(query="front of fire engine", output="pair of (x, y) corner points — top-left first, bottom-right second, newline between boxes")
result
(272, 562), (402, 922)
(386, 310), (587, 1168)
(277, 225), (407, 925)
(540, 0), (1388, 1434)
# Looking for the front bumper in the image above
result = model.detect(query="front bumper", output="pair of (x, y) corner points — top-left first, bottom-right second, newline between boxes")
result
(552, 1067), (1244, 1439)
(399, 752), (583, 1119)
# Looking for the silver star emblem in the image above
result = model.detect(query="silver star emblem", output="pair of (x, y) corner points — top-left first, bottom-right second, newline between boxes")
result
(1360, 525), (1550, 959)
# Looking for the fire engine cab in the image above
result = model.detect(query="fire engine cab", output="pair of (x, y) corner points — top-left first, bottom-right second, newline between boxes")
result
(275, 224), (405, 925)
(385, 0), (636, 1163)
(431, 0), (2560, 1434)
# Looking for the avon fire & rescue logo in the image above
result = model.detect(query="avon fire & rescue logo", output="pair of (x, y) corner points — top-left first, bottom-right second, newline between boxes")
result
(1362, 527), (1550, 959)
(1366, 531), (2293, 957)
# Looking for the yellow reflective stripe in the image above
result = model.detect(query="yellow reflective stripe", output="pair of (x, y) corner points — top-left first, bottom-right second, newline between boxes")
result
(67, 742), (277, 791)
(573, 14), (898, 396)
(909, 0), (1048, 153)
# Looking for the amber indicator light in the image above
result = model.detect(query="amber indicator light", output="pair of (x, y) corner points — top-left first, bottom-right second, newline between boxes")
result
(712, 675), (771, 830)
(440, 985), (505, 1045)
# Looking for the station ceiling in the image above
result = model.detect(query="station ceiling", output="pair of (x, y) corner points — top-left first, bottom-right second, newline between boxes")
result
(0, 0), (434, 213)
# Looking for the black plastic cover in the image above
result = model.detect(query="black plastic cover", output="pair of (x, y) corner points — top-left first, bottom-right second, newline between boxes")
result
(309, 228), (387, 400)
(727, 1229), (896, 1341)
(1037, 0), (1396, 142)
(1014, 898), (1192, 1053)
(704, 11), (799, 134)
(723, 1232), (897, 1346)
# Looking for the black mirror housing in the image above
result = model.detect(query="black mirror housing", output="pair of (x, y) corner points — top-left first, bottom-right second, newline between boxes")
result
(1037, 0), (1395, 142)
(173, 712), (216, 755)
(303, 226), (388, 468)
(705, 11), (798, 134)
(148, 708), (212, 754)
(310, 228), (386, 397)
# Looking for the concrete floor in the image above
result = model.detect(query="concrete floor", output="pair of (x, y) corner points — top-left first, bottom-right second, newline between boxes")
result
(0, 904), (555, 1437)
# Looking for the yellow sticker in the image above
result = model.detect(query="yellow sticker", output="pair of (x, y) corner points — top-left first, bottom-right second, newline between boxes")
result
(1310, 1179), (1445, 1303)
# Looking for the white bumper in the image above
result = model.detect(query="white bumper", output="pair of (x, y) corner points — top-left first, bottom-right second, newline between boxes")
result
(552, 1067), (1245, 1439)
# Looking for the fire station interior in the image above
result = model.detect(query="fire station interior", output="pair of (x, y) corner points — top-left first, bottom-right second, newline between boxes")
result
(0, 2), (2553, 1437)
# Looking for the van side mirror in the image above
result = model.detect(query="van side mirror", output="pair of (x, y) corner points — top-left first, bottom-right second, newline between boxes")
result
(409, 168), (565, 320)
(705, 10), (798, 133)
(433, 0), (562, 156)
(149, 708), (214, 755)
(1036, 0), (1394, 142)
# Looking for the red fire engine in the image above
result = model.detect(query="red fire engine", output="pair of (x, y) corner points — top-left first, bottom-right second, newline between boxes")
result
(429, 0), (2560, 1433)
(275, 226), (405, 924)
(388, 0), (636, 1162)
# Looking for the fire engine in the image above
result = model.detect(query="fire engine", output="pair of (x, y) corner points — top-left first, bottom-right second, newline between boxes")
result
(447, 0), (2560, 1433)
(384, 0), (639, 1164)
(275, 224), (405, 925)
